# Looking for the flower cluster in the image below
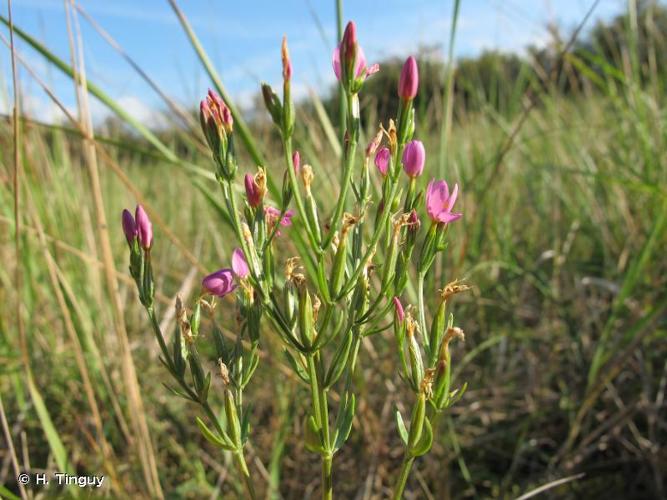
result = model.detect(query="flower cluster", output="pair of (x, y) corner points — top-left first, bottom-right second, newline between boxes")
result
(123, 20), (469, 500)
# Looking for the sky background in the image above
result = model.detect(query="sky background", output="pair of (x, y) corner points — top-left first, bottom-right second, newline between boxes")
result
(1, 0), (628, 126)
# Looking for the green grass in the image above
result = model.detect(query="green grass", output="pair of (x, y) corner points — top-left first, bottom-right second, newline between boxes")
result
(1, 2), (666, 499)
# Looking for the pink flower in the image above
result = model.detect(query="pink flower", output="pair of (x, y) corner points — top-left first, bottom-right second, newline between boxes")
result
(393, 297), (405, 323)
(292, 150), (301, 174)
(265, 206), (294, 227)
(374, 147), (390, 176)
(265, 207), (294, 237)
(202, 268), (236, 297)
(402, 140), (425, 178)
(122, 209), (137, 245)
(231, 248), (249, 279)
(135, 204), (153, 250)
(332, 21), (379, 82)
(425, 180), (462, 224)
(245, 174), (263, 208)
(398, 56), (419, 100)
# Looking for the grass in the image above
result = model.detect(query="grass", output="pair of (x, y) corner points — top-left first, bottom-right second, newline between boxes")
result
(1, 1), (666, 498)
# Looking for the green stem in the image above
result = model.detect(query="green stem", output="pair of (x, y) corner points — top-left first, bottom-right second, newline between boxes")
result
(307, 354), (334, 499)
(321, 93), (357, 251)
(234, 450), (257, 500)
(392, 456), (416, 500)
(283, 137), (321, 251)
(417, 272), (428, 351)
(322, 454), (333, 500)
(337, 174), (401, 298)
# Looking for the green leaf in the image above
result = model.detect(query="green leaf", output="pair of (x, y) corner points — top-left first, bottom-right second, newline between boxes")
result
(0, 484), (21, 500)
(410, 417), (433, 457)
(304, 416), (324, 453)
(27, 376), (74, 474)
(395, 409), (409, 446)
(195, 417), (234, 450)
(162, 383), (193, 401)
(323, 330), (353, 389)
(283, 349), (309, 384)
(334, 394), (356, 452)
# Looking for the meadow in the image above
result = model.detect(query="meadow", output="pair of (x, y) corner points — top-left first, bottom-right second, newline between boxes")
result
(1, 1), (666, 499)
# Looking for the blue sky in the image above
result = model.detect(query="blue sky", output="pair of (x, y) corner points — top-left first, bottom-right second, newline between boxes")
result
(1, 0), (627, 125)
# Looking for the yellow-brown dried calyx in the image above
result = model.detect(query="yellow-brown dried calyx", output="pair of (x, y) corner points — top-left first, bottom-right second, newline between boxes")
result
(420, 368), (436, 399)
(218, 358), (230, 385)
(254, 167), (267, 200)
(383, 119), (398, 155)
(176, 295), (193, 343)
(301, 164), (314, 193)
(439, 280), (472, 303)
(341, 212), (358, 239)
(285, 256), (305, 285)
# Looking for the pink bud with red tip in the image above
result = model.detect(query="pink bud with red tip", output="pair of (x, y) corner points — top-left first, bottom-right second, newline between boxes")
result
(135, 204), (152, 250)
(231, 248), (249, 279)
(398, 56), (419, 100)
(292, 150), (301, 174)
(402, 140), (425, 178)
(245, 174), (262, 208)
(122, 209), (137, 246)
(375, 147), (390, 176)
(393, 297), (405, 323)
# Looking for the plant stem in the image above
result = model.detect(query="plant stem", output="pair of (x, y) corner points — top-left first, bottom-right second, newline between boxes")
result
(307, 353), (334, 499)
(392, 456), (416, 500)
(322, 454), (333, 500)
(417, 272), (428, 350)
(234, 449), (257, 500)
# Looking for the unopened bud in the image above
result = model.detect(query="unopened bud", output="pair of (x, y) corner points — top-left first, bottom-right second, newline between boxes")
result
(281, 36), (292, 81)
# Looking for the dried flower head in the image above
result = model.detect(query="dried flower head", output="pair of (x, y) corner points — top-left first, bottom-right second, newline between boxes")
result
(420, 368), (436, 398)
(440, 280), (472, 302)
(301, 164), (314, 192)
(218, 358), (230, 385)
(285, 257), (305, 284)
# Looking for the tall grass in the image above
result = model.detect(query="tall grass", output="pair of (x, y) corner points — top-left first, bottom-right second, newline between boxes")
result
(1, 1), (665, 498)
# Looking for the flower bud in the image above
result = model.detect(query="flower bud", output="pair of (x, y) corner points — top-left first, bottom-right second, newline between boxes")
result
(244, 168), (266, 208)
(281, 36), (292, 81)
(402, 140), (425, 178)
(207, 89), (233, 133)
(122, 209), (137, 246)
(135, 204), (153, 250)
(292, 150), (301, 174)
(374, 147), (390, 176)
(231, 248), (249, 279)
(341, 21), (357, 72)
(398, 56), (419, 100)
(393, 297), (405, 323)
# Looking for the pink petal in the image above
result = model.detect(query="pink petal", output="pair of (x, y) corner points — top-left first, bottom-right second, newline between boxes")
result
(332, 46), (341, 80)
